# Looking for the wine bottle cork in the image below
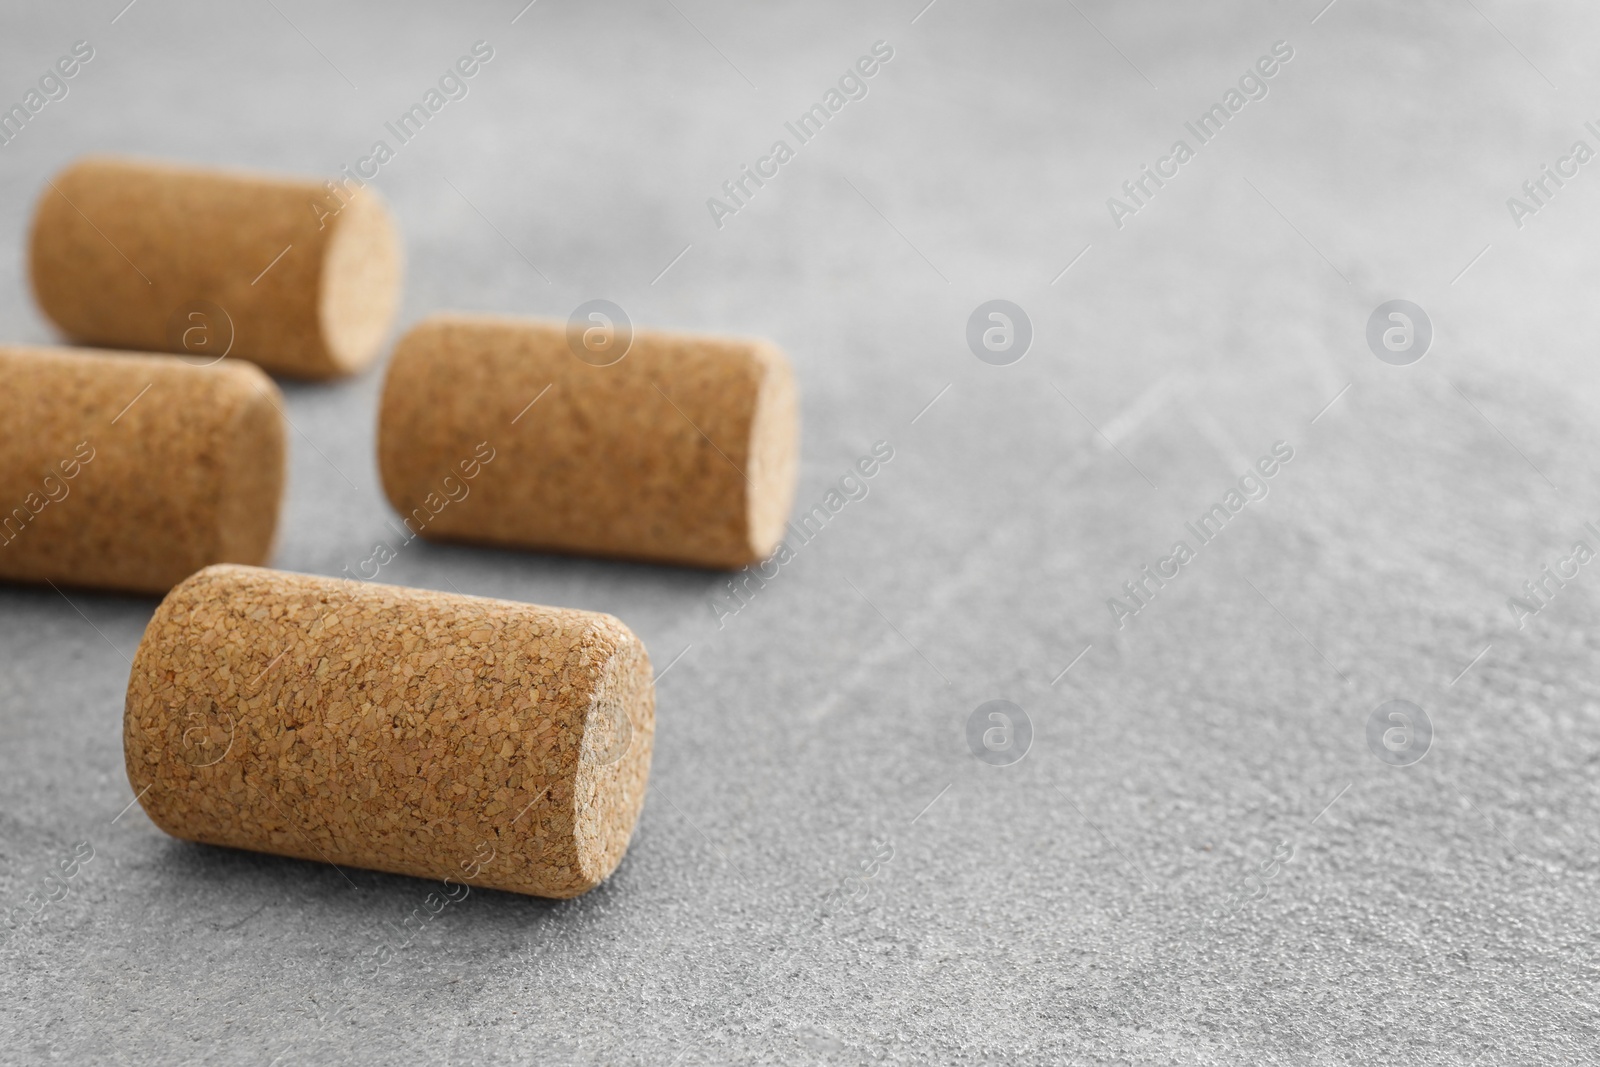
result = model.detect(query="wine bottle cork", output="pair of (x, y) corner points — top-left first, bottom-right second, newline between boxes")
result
(28, 155), (402, 380)
(376, 313), (799, 569)
(0, 345), (285, 594)
(123, 565), (654, 899)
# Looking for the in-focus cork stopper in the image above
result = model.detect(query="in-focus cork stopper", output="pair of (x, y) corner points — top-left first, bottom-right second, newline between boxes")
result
(124, 565), (655, 898)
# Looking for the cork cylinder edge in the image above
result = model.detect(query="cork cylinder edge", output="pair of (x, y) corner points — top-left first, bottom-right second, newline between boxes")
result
(569, 617), (656, 894)
(741, 341), (800, 566)
(317, 191), (403, 379)
(122, 565), (214, 836)
(373, 323), (429, 520)
(25, 164), (85, 344)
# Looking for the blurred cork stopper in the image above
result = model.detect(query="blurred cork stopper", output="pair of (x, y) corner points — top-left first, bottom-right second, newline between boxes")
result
(29, 156), (401, 379)
(377, 313), (799, 569)
(124, 565), (655, 899)
(0, 346), (284, 594)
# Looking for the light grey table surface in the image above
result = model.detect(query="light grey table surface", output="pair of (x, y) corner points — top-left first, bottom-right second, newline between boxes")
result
(4, 1), (1600, 1063)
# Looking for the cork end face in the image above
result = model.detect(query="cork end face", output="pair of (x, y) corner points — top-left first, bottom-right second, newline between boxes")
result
(122, 564), (237, 839)
(212, 366), (286, 567)
(27, 158), (111, 347)
(744, 343), (800, 562)
(568, 618), (655, 894)
(25, 176), (58, 335)
(374, 320), (432, 516)
(318, 190), (401, 377)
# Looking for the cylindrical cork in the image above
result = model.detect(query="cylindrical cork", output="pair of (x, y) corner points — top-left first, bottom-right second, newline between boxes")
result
(0, 346), (285, 594)
(29, 155), (402, 379)
(124, 565), (655, 899)
(377, 313), (799, 569)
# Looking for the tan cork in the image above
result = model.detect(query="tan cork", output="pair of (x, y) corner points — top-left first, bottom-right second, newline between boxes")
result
(377, 313), (799, 569)
(124, 565), (655, 899)
(0, 345), (285, 594)
(29, 155), (402, 380)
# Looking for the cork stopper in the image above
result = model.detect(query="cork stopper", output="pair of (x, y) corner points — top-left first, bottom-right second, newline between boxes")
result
(376, 313), (800, 569)
(0, 345), (285, 594)
(123, 566), (654, 898)
(28, 155), (402, 379)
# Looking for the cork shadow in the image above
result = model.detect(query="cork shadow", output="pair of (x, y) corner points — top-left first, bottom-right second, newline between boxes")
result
(390, 534), (728, 614)
(151, 836), (584, 922)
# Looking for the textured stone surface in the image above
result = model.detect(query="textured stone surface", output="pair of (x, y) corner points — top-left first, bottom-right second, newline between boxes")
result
(2, 1), (1599, 1064)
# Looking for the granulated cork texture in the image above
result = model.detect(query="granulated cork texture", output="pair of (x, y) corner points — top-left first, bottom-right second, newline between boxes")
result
(123, 565), (655, 899)
(0, 346), (285, 594)
(29, 155), (401, 379)
(377, 313), (799, 569)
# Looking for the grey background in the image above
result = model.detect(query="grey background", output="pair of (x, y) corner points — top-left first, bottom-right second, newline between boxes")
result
(3, 1), (1599, 1063)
